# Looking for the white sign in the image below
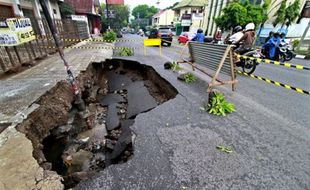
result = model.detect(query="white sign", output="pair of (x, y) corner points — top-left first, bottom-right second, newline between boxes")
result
(181, 20), (191, 26)
(192, 13), (203, 20)
(71, 15), (88, 22)
(0, 18), (35, 46)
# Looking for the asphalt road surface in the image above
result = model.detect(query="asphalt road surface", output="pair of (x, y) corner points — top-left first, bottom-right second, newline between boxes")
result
(119, 34), (310, 128)
(76, 34), (310, 190)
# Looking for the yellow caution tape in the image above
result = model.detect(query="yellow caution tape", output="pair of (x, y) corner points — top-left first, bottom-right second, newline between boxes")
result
(237, 70), (310, 95)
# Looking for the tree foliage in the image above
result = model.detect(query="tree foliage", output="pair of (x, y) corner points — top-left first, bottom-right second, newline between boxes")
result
(285, 0), (300, 27)
(132, 4), (158, 19)
(273, 0), (287, 27)
(101, 3), (130, 31)
(215, 0), (266, 31)
(59, 2), (74, 17)
(273, 0), (300, 28)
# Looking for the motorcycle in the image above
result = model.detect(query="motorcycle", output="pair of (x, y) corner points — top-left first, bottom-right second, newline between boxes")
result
(235, 50), (259, 75)
(229, 42), (258, 75)
(278, 42), (294, 62)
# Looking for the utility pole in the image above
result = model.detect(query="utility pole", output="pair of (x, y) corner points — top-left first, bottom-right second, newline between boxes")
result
(105, 0), (110, 30)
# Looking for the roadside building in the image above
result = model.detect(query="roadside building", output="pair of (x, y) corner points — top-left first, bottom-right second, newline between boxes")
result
(65, 0), (101, 34)
(173, 0), (206, 33)
(152, 9), (175, 27)
(202, 0), (230, 36)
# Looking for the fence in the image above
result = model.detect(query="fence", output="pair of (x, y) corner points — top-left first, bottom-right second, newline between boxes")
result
(0, 18), (89, 73)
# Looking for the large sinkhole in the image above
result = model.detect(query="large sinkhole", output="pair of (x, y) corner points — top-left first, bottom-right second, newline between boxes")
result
(16, 59), (178, 189)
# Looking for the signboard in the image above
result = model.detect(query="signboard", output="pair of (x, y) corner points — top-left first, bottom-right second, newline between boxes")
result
(71, 15), (88, 22)
(104, 10), (116, 18)
(107, 0), (124, 5)
(192, 13), (203, 20)
(181, 20), (191, 26)
(181, 14), (192, 20)
(0, 18), (35, 46)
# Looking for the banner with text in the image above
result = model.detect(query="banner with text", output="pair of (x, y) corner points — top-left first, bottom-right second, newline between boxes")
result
(0, 18), (36, 46)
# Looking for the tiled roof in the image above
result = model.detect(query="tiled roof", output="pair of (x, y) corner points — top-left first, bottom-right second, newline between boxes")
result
(173, 0), (207, 9)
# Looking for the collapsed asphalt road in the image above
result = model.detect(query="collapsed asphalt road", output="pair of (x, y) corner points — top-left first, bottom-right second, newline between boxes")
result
(75, 34), (310, 189)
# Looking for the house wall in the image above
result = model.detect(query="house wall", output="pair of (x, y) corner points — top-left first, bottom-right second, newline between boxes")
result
(158, 10), (175, 26)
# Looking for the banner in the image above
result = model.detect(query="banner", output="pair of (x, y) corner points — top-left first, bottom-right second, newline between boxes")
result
(0, 18), (36, 46)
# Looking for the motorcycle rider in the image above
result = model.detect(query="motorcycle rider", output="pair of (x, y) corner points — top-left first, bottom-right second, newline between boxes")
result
(192, 29), (205, 43)
(234, 23), (256, 54)
(280, 32), (286, 42)
(263, 32), (281, 60)
(229, 25), (244, 44)
(265, 31), (274, 43)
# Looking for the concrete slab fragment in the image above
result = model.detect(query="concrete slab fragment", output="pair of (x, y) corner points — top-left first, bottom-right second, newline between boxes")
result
(106, 103), (120, 131)
(107, 72), (132, 92)
(126, 82), (157, 119)
(100, 93), (126, 107)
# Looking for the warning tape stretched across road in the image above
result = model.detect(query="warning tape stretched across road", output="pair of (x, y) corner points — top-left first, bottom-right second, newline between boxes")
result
(36, 36), (142, 43)
(41, 46), (141, 50)
(237, 70), (310, 95)
(238, 55), (310, 71)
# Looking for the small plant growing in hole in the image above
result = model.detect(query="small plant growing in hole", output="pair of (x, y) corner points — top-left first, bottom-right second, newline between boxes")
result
(184, 73), (197, 83)
(200, 92), (235, 116)
(119, 47), (134, 56)
(103, 31), (116, 42)
(171, 62), (182, 71)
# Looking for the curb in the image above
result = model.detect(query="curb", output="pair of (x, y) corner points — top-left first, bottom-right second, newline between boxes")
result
(295, 54), (306, 59)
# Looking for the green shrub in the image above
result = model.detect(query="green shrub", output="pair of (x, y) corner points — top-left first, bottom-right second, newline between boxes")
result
(200, 92), (235, 116)
(103, 32), (116, 42)
(184, 73), (197, 83)
(119, 47), (134, 56)
(171, 62), (182, 71)
(292, 39), (300, 50)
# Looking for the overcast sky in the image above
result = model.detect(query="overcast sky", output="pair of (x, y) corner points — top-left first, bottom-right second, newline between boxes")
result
(124, 0), (180, 10)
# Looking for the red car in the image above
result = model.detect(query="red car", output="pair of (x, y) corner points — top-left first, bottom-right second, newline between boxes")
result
(178, 32), (196, 44)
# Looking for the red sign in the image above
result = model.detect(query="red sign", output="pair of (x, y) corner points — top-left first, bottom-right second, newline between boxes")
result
(107, 0), (124, 5)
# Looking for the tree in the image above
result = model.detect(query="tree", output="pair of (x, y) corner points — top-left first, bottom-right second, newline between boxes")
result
(59, 2), (74, 17)
(132, 4), (158, 19)
(273, 0), (287, 27)
(215, 0), (265, 31)
(285, 0), (300, 29)
(257, 0), (271, 38)
(101, 3), (130, 31)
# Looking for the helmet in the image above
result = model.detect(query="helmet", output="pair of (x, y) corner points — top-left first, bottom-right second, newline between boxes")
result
(197, 28), (203, 33)
(234, 26), (242, 33)
(269, 31), (274, 36)
(273, 32), (280, 37)
(245, 23), (255, 31)
(280, 32), (286, 38)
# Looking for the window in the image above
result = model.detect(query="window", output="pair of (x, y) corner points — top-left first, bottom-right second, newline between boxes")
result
(53, 9), (57, 14)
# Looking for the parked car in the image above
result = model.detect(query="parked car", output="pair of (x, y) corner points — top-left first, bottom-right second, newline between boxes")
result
(148, 29), (159, 39)
(178, 32), (196, 44)
(158, 28), (173, 46)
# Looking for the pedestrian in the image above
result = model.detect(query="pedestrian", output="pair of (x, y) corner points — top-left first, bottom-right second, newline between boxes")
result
(192, 29), (205, 43)
(213, 29), (222, 43)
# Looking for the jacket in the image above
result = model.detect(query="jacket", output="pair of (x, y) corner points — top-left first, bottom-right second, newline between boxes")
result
(236, 30), (256, 48)
(192, 33), (205, 43)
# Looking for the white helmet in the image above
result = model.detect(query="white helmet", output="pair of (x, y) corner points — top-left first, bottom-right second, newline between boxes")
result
(245, 23), (255, 31)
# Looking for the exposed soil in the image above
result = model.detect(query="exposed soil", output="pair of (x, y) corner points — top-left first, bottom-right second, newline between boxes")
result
(16, 59), (178, 189)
